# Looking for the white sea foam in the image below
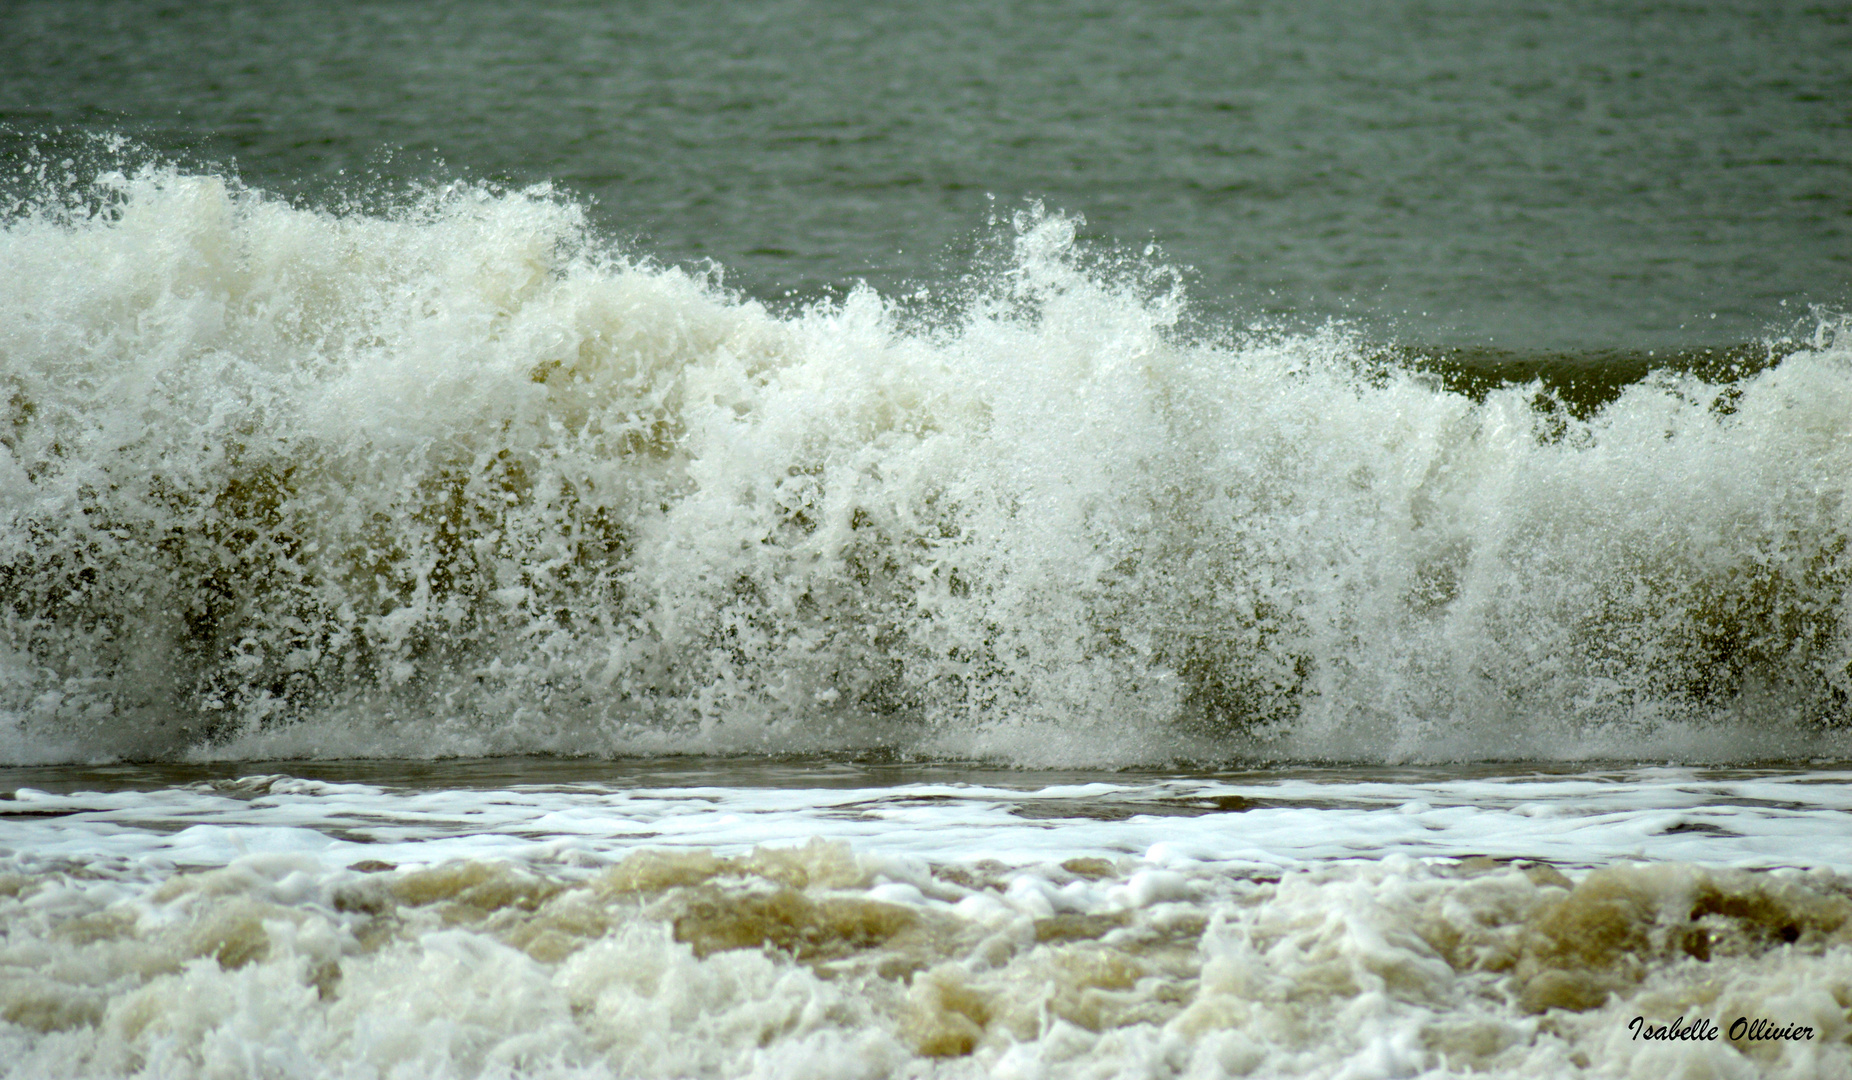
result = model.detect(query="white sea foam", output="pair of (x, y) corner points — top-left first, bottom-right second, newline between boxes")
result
(2, 160), (1851, 765)
(4, 770), (1851, 1079)
(5, 768), (1850, 876)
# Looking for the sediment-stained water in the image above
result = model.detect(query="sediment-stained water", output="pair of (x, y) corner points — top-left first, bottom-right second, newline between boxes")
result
(3, 763), (1850, 1079)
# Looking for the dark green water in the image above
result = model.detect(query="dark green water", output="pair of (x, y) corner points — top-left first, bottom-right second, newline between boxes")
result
(4, 0), (1847, 349)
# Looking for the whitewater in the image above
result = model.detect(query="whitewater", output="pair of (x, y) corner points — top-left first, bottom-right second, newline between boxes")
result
(3, 163), (1851, 1079)
(2, 165), (1849, 767)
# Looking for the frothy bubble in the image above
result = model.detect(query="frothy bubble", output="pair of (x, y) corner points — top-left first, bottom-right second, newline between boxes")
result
(2, 153), (1850, 765)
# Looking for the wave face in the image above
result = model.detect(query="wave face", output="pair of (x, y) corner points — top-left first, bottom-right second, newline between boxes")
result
(2, 167), (1850, 765)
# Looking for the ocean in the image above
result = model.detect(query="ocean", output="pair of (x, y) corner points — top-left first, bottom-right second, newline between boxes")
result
(2, 1), (1850, 1077)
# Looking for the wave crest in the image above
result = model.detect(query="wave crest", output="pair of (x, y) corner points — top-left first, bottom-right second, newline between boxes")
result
(2, 164), (1849, 764)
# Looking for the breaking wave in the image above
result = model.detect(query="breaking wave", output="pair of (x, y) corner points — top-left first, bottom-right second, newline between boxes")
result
(3, 158), (1850, 765)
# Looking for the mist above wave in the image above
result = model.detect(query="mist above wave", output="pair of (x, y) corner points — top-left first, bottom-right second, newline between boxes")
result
(1, 162), (1849, 765)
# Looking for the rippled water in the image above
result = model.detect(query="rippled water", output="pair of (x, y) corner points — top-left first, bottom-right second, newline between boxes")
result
(4, 0), (1847, 347)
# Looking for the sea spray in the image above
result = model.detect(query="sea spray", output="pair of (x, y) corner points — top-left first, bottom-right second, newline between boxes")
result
(2, 162), (1850, 765)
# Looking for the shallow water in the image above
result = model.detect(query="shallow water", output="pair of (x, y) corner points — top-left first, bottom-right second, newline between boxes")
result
(6, 757), (1852, 872)
(5, 759), (1852, 1078)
